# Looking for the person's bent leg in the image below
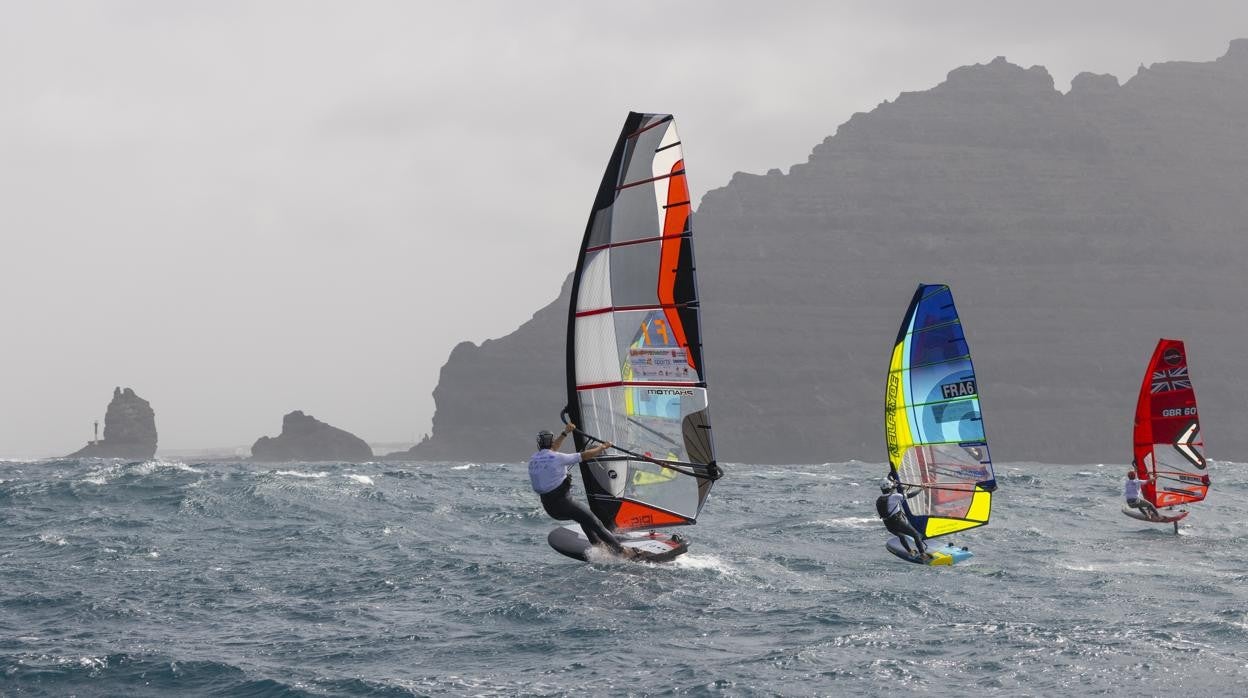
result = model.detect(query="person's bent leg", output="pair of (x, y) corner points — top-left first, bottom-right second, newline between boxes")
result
(567, 502), (625, 553)
(885, 518), (918, 554)
(899, 519), (927, 553)
(542, 491), (624, 552)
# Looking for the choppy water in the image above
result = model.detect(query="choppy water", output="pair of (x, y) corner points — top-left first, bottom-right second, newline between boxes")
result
(0, 459), (1245, 696)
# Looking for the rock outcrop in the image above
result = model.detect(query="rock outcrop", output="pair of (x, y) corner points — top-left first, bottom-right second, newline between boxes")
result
(251, 411), (373, 462)
(406, 40), (1248, 465)
(67, 387), (158, 459)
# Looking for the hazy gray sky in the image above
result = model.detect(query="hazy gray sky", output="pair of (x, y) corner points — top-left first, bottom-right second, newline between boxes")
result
(2, 1), (1245, 457)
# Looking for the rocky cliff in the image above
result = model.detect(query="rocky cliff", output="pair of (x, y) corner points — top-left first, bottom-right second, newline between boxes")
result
(67, 387), (158, 459)
(404, 40), (1248, 465)
(251, 411), (373, 462)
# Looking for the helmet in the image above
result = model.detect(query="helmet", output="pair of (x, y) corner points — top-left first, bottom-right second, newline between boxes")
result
(880, 480), (894, 493)
(536, 430), (555, 449)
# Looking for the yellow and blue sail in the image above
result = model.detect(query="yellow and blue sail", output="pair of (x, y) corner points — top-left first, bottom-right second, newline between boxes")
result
(885, 284), (997, 539)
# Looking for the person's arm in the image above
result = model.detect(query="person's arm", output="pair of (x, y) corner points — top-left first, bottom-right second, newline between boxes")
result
(580, 440), (612, 461)
(551, 422), (576, 451)
(905, 486), (923, 499)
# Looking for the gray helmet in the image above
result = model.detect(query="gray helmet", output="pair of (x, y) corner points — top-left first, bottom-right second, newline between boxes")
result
(880, 480), (894, 493)
(536, 430), (555, 449)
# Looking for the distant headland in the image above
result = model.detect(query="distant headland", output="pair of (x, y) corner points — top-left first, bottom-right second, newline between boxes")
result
(406, 39), (1248, 465)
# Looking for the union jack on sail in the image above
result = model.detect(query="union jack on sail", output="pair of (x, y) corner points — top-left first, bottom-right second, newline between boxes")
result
(1151, 366), (1191, 393)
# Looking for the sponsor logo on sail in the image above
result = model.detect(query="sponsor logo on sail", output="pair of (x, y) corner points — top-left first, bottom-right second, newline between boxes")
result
(646, 388), (694, 396)
(885, 373), (900, 459)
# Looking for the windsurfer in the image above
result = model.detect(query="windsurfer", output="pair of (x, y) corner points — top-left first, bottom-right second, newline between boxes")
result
(1124, 469), (1160, 520)
(529, 424), (632, 557)
(876, 480), (930, 559)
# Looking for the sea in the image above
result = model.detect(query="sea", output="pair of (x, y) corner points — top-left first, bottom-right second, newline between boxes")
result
(0, 459), (1245, 696)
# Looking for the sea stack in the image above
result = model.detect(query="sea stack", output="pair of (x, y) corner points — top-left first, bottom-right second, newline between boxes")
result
(67, 387), (158, 459)
(250, 411), (373, 462)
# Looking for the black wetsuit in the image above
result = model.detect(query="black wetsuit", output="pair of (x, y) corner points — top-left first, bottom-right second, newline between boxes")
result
(540, 476), (624, 553)
(876, 493), (928, 554)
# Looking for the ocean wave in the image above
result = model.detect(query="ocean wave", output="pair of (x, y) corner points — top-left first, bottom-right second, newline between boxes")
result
(2, 460), (1247, 694)
(0, 652), (310, 697)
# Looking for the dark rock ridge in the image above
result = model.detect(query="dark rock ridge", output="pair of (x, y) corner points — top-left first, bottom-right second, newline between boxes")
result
(67, 387), (158, 459)
(402, 40), (1248, 465)
(252, 411), (373, 462)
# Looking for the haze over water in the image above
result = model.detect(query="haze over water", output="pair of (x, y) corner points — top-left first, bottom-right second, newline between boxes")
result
(1, 459), (1244, 695)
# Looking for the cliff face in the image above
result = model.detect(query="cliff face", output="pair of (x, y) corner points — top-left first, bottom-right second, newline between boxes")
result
(251, 411), (373, 462)
(67, 387), (158, 459)
(387, 277), (569, 461)
(410, 41), (1248, 465)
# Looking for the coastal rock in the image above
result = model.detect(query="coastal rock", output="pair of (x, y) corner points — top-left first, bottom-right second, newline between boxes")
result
(411, 40), (1248, 465)
(251, 411), (373, 462)
(67, 387), (158, 459)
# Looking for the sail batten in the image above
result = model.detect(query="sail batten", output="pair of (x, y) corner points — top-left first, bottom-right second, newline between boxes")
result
(884, 284), (996, 541)
(618, 170), (687, 190)
(585, 232), (690, 253)
(565, 112), (718, 533)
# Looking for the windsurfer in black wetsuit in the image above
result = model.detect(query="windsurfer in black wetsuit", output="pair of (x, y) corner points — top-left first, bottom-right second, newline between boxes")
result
(876, 479), (930, 559)
(528, 424), (635, 557)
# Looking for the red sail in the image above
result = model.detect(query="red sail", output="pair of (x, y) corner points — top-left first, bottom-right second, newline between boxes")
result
(1132, 339), (1208, 508)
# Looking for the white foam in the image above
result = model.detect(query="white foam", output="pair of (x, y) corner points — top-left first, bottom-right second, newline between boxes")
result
(77, 656), (107, 670)
(82, 462), (122, 485)
(814, 516), (879, 530)
(584, 546), (627, 565)
(345, 474), (374, 485)
(79, 459), (200, 485)
(39, 533), (68, 546)
(672, 553), (736, 575)
(134, 459), (201, 475)
(274, 470), (329, 479)
(451, 464), (477, 470)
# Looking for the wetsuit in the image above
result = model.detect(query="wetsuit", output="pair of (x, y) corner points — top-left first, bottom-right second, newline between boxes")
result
(876, 490), (928, 555)
(1124, 476), (1160, 519)
(530, 449), (624, 553)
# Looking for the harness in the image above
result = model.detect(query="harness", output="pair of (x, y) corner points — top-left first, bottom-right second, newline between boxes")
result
(875, 494), (904, 520)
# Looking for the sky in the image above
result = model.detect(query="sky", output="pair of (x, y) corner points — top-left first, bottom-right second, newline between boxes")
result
(2, 1), (1246, 457)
